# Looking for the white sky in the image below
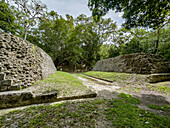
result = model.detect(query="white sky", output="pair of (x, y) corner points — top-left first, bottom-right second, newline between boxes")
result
(40, 0), (124, 28)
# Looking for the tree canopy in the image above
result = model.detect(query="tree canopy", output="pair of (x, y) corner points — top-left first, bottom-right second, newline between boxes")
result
(0, 1), (16, 34)
(88, 0), (169, 29)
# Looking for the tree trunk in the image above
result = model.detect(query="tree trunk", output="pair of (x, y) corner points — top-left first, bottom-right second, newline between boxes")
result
(24, 29), (28, 40)
(74, 62), (76, 72)
(154, 28), (160, 54)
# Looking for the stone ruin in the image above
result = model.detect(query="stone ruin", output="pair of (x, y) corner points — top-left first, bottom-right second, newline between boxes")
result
(0, 31), (56, 91)
(93, 53), (170, 74)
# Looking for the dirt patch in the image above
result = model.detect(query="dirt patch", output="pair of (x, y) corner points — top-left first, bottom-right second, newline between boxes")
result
(77, 76), (120, 99)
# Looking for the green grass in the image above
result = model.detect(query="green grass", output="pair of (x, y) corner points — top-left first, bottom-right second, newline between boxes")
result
(23, 71), (90, 97)
(118, 93), (141, 104)
(84, 71), (147, 82)
(84, 71), (170, 95)
(105, 94), (170, 128)
(0, 93), (169, 128)
(148, 104), (170, 112)
(0, 100), (104, 128)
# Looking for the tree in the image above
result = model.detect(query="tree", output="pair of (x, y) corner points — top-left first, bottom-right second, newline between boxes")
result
(88, 0), (169, 54)
(73, 15), (101, 70)
(37, 11), (71, 61)
(88, 0), (169, 29)
(0, 1), (15, 34)
(10, 0), (47, 40)
(99, 44), (110, 59)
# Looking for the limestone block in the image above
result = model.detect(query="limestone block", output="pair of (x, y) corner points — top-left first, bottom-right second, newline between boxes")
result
(0, 91), (33, 108)
(0, 73), (5, 80)
(0, 79), (13, 86)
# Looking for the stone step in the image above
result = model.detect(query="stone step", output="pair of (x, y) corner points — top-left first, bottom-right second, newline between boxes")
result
(148, 73), (170, 83)
(0, 73), (5, 80)
(0, 90), (97, 109)
(0, 79), (13, 86)
(0, 79), (13, 92)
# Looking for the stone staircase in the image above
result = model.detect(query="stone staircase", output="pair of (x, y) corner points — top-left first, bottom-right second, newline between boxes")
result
(0, 73), (14, 91)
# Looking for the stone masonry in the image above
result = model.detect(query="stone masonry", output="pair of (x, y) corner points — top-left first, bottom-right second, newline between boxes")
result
(93, 53), (170, 74)
(0, 31), (56, 91)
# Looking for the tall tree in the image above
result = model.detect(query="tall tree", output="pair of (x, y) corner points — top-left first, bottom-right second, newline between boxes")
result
(10, 0), (47, 40)
(0, 1), (15, 34)
(88, 0), (169, 53)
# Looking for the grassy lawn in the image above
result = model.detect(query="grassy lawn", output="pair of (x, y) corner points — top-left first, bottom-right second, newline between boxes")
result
(23, 71), (91, 97)
(84, 71), (170, 95)
(84, 71), (147, 82)
(0, 93), (169, 128)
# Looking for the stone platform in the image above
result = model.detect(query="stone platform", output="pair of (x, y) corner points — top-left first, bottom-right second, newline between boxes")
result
(148, 73), (170, 83)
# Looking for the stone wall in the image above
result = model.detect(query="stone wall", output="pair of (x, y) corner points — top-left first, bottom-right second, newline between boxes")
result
(93, 53), (170, 74)
(0, 31), (56, 91)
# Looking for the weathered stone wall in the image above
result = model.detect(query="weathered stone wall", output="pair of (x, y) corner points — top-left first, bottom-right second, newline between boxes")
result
(93, 53), (170, 74)
(0, 31), (56, 91)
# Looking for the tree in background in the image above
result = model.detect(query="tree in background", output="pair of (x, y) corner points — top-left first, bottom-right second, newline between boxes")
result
(10, 0), (47, 40)
(159, 25), (170, 60)
(0, 1), (15, 34)
(88, 0), (169, 54)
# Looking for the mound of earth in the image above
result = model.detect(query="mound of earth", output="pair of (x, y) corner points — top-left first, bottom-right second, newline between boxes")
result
(93, 53), (170, 74)
(0, 31), (56, 91)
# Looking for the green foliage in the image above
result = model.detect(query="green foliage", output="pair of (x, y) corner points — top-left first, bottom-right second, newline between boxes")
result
(29, 13), (116, 71)
(148, 104), (170, 112)
(88, 0), (169, 29)
(10, 0), (47, 39)
(158, 26), (170, 60)
(103, 26), (170, 60)
(118, 93), (141, 104)
(120, 38), (143, 55)
(88, 0), (169, 55)
(108, 44), (120, 58)
(99, 44), (110, 59)
(0, 1), (15, 34)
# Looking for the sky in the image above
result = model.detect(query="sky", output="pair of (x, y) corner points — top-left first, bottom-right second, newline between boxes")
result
(40, 0), (124, 28)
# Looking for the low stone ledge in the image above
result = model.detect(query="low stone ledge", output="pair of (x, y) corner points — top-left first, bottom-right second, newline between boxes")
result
(56, 91), (97, 102)
(148, 73), (170, 83)
(0, 91), (33, 109)
(83, 74), (113, 83)
(32, 91), (58, 104)
(0, 91), (97, 109)
(84, 73), (170, 83)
